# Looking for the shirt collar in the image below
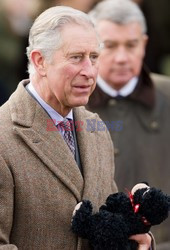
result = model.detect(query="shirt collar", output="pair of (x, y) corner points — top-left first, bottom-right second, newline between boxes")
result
(26, 82), (73, 125)
(97, 75), (138, 97)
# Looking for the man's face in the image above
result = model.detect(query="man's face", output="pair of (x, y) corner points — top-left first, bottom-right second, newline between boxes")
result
(42, 24), (100, 115)
(97, 20), (148, 90)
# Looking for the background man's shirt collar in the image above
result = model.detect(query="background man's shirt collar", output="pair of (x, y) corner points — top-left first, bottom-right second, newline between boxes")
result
(97, 75), (138, 97)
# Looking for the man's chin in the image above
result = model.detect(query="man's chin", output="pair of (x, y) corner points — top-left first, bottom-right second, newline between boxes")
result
(109, 76), (132, 88)
(72, 99), (89, 108)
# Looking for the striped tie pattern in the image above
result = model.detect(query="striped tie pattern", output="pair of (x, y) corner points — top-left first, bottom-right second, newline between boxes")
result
(58, 118), (75, 156)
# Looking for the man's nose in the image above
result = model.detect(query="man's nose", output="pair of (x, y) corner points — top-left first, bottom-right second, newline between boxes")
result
(114, 47), (128, 63)
(80, 58), (97, 78)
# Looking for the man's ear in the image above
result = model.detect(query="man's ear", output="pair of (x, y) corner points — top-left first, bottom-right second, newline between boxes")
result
(141, 34), (148, 59)
(143, 34), (148, 48)
(30, 50), (47, 76)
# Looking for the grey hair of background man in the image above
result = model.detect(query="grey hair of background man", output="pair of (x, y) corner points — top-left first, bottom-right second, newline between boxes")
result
(26, 6), (96, 76)
(89, 0), (147, 34)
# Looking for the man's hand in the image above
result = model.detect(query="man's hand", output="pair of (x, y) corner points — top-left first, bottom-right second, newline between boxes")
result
(129, 233), (152, 250)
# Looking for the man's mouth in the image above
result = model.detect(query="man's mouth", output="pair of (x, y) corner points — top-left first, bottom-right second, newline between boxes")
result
(73, 85), (91, 93)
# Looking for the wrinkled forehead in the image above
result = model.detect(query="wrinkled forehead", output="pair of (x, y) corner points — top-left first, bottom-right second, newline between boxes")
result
(96, 20), (145, 44)
(60, 22), (101, 50)
(60, 21), (96, 37)
(97, 20), (143, 34)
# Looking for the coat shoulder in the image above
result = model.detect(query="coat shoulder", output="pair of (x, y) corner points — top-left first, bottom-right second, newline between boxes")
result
(151, 73), (170, 98)
(0, 101), (11, 130)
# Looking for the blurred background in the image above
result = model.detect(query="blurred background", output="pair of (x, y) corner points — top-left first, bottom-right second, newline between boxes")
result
(0, 0), (170, 105)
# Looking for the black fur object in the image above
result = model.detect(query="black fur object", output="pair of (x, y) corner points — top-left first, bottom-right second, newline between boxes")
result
(71, 183), (170, 250)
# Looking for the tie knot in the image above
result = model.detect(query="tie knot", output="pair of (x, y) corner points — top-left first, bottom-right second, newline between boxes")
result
(58, 118), (72, 132)
(115, 95), (123, 100)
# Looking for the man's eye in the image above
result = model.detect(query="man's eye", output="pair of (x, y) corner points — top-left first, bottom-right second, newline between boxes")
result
(103, 42), (116, 49)
(126, 43), (137, 49)
(70, 55), (82, 63)
(90, 54), (99, 64)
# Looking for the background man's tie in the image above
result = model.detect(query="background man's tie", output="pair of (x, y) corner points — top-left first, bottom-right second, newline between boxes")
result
(58, 118), (75, 156)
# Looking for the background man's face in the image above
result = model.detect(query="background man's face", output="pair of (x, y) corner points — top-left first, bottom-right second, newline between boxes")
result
(97, 20), (148, 90)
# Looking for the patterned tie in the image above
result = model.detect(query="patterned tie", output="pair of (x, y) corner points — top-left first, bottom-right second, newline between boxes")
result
(57, 118), (75, 156)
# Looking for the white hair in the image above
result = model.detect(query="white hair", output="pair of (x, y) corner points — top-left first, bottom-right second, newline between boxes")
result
(89, 0), (147, 34)
(26, 6), (95, 76)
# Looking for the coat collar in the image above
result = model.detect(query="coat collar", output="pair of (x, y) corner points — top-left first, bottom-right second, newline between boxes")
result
(9, 80), (101, 204)
(129, 65), (155, 108)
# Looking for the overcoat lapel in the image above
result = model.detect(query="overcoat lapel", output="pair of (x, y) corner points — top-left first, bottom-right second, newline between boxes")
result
(9, 81), (83, 201)
(74, 108), (101, 208)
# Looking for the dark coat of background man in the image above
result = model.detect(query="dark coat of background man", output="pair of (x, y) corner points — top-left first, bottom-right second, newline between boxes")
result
(88, 0), (170, 249)
(0, 5), (153, 250)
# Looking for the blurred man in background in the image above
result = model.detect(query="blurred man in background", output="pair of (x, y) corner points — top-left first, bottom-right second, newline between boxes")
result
(88, 0), (170, 249)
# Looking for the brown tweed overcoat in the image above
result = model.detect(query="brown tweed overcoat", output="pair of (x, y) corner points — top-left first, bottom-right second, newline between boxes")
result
(0, 81), (117, 249)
